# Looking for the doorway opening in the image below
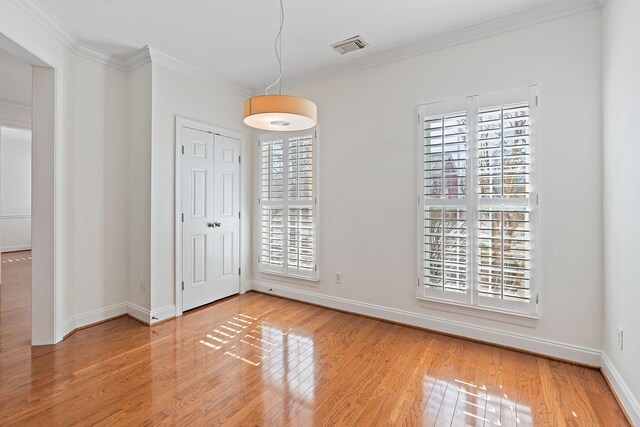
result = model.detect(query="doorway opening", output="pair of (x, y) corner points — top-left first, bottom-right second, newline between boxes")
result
(0, 33), (57, 346)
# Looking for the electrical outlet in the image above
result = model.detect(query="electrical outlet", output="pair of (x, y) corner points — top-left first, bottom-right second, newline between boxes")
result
(617, 328), (624, 351)
(335, 272), (342, 284)
(139, 279), (145, 293)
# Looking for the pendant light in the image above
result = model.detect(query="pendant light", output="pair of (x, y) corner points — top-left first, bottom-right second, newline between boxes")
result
(243, 0), (317, 131)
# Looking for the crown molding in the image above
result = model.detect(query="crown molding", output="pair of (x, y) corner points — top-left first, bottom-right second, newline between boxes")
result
(10, 0), (252, 95)
(278, 0), (604, 91)
(148, 48), (252, 96)
(123, 46), (153, 72)
(10, 0), (128, 71)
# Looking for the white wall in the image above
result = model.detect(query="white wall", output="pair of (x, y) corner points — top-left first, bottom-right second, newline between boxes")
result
(252, 10), (604, 364)
(127, 62), (152, 314)
(0, 127), (31, 252)
(602, 0), (640, 422)
(68, 56), (130, 323)
(0, 46), (31, 107)
(0, 47), (31, 130)
(150, 63), (252, 320)
(0, 100), (30, 130)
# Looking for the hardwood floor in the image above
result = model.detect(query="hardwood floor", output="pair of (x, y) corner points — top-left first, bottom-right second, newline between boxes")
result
(0, 253), (629, 426)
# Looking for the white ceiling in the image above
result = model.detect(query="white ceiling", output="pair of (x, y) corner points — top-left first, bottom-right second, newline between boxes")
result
(0, 47), (32, 106)
(37, 0), (577, 91)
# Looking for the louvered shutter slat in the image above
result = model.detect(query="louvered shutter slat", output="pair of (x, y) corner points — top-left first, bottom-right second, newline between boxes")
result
(287, 206), (315, 272)
(423, 206), (468, 294)
(260, 206), (284, 267)
(423, 113), (467, 198)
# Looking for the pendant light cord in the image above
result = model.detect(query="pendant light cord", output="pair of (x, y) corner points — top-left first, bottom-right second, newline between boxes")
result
(265, 0), (284, 95)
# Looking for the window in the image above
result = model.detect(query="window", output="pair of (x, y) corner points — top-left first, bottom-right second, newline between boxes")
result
(259, 131), (318, 280)
(418, 86), (538, 316)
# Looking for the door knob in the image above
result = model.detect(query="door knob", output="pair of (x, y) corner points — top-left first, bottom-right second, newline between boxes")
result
(208, 222), (221, 228)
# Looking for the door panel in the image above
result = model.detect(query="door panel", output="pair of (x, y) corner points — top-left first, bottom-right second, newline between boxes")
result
(192, 234), (206, 285)
(192, 169), (207, 217)
(182, 127), (215, 311)
(221, 231), (233, 277)
(212, 134), (241, 299)
(182, 127), (240, 311)
(222, 172), (233, 216)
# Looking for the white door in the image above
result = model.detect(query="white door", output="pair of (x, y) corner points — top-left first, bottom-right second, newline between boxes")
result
(212, 134), (241, 300)
(181, 127), (240, 311)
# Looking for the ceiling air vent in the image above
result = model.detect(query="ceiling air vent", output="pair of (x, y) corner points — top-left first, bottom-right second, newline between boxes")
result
(331, 36), (369, 55)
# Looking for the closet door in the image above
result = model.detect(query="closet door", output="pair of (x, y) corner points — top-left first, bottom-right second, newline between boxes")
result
(181, 127), (240, 311)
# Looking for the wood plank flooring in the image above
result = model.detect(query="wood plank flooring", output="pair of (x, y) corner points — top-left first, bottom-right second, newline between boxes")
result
(0, 251), (629, 426)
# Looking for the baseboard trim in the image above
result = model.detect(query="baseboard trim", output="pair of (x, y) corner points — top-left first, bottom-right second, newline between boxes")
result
(60, 302), (177, 339)
(127, 302), (151, 324)
(248, 280), (602, 366)
(601, 353), (640, 426)
(62, 302), (128, 338)
(1, 245), (32, 252)
(151, 305), (176, 324)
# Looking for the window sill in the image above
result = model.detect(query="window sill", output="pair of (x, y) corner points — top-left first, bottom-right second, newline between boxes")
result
(416, 295), (540, 328)
(258, 269), (319, 286)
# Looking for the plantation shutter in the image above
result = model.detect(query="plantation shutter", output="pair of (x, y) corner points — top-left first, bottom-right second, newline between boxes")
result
(260, 139), (285, 274)
(420, 98), (471, 304)
(259, 131), (318, 280)
(418, 86), (538, 315)
(287, 135), (316, 277)
(476, 86), (537, 314)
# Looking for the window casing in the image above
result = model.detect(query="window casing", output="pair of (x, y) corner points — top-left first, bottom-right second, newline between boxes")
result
(259, 130), (318, 280)
(418, 86), (539, 316)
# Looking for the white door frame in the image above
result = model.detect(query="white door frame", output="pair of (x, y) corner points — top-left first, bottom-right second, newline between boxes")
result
(174, 117), (243, 316)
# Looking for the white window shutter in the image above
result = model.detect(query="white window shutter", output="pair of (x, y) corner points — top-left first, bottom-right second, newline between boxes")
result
(418, 85), (538, 316)
(420, 100), (470, 304)
(259, 132), (318, 280)
(476, 86), (538, 315)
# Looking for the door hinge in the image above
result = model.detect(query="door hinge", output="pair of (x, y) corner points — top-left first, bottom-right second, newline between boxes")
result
(238, 211), (241, 219)
(238, 267), (241, 276)
(536, 194), (539, 205)
(314, 264), (317, 272)
(535, 95), (539, 107)
(181, 213), (184, 223)
(238, 155), (241, 164)
(536, 293), (539, 304)
(181, 281), (184, 291)
(418, 277), (420, 287)
(181, 145), (185, 155)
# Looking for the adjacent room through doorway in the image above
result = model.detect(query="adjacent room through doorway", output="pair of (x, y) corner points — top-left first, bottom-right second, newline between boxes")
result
(0, 46), (33, 351)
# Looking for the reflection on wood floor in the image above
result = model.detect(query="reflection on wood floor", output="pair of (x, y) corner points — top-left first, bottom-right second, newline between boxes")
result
(0, 253), (629, 425)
